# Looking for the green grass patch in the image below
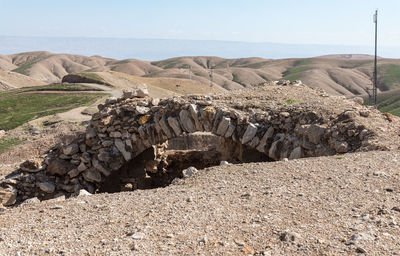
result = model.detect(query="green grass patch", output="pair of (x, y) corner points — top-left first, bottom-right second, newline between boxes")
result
(377, 64), (400, 90)
(151, 59), (181, 69)
(293, 59), (312, 66)
(0, 137), (21, 154)
(26, 84), (102, 92)
(245, 61), (269, 69)
(222, 81), (229, 90)
(282, 59), (313, 81)
(284, 99), (298, 104)
(0, 93), (104, 130)
(364, 88), (400, 116)
(0, 84), (102, 99)
(11, 62), (37, 75)
(232, 73), (246, 86)
(213, 60), (231, 69)
(76, 72), (105, 82)
(179, 64), (190, 69)
(282, 66), (312, 81)
(258, 74), (270, 81)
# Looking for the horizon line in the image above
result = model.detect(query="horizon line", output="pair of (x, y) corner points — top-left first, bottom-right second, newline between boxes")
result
(0, 34), (386, 48)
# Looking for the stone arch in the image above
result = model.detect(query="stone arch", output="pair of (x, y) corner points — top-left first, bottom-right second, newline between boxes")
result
(82, 98), (277, 188)
(13, 91), (371, 200)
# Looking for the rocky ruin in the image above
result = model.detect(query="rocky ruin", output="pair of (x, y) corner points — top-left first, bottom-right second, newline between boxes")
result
(1, 81), (396, 206)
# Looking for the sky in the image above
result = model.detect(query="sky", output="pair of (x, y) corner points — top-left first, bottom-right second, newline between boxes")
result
(0, 0), (399, 59)
(0, 0), (398, 46)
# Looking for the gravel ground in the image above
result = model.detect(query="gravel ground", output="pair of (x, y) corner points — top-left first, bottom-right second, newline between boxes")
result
(0, 150), (399, 255)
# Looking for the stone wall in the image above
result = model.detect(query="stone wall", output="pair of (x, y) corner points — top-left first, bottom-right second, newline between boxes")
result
(0, 82), (377, 205)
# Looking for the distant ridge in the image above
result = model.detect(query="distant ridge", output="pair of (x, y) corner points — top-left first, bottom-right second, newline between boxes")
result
(2, 35), (400, 60)
(3, 51), (400, 97)
(316, 54), (378, 59)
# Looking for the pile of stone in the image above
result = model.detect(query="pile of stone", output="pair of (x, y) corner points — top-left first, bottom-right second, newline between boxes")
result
(0, 83), (378, 205)
(273, 80), (302, 86)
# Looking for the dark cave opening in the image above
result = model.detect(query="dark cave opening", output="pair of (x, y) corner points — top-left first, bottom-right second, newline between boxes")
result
(97, 133), (270, 193)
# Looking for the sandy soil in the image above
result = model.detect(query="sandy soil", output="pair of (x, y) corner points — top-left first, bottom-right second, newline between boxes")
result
(0, 151), (399, 255)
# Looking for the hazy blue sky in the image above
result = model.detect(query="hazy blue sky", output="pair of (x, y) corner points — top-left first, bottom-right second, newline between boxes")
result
(0, 0), (398, 47)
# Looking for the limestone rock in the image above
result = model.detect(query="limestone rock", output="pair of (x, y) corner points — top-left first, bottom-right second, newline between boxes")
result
(138, 114), (151, 125)
(38, 182), (55, 194)
(123, 90), (136, 99)
(110, 131), (122, 138)
(136, 84), (149, 98)
(182, 166), (198, 178)
(216, 117), (230, 136)
(136, 106), (150, 115)
(298, 124), (326, 144)
(20, 197), (40, 205)
(67, 168), (81, 178)
(167, 117), (182, 136)
(189, 104), (203, 131)
(100, 115), (114, 126)
(151, 98), (160, 106)
(77, 189), (91, 197)
(63, 144), (79, 156)
(332, 140), (348, 153)
(179, 110), (196, 133)
(159, 117), (174, 139)
(20, 159), (41, 173)
(92, 159), (111, 176)
(47, 159), (73, 176)
(279, 230), (301, 242)
(82, 169), (102, 183)
(289, 146), (303, 160)
(105, 97), (117, 105)
(199, 106), (215, 132)
(220, 161), (232, 166)
(256, 127), (274, 152)
(224, 124), (236, 138)
(359, 110), (370, 117)
(77, 162), (87, 172)
(242, 123), (258, 144)
(115, 139), (132, 161)
(269, 136), (284, 160)
(86, 127), (97, 140)
(353, 97), (364, 105)
(0, 187), (17, 206)
(249, 136), (260, 148)
(98, 152), (112, 162)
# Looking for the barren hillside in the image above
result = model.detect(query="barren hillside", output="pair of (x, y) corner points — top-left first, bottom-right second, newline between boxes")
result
(2, 51), (400, 98)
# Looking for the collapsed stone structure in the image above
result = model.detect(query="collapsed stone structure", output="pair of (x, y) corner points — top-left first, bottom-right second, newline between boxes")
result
(0, 81), (393, 206)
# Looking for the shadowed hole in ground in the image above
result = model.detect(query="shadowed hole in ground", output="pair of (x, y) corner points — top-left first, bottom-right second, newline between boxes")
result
(98, 132), (270, 193)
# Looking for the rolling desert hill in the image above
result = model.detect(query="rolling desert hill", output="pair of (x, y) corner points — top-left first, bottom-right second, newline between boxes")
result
(67, 71), (225, 96)
(0, 70), (45, 91)
(2, 51), (400, 99)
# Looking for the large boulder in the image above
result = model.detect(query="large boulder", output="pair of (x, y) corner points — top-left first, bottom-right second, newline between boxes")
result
(47, 159), (73, 176)
(0, 187), (17, 206)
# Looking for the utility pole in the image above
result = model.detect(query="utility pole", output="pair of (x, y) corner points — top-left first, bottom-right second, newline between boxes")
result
(189, 66), (192, 80)
(209, 69), (213, 87)
(373, 9), (378, 106)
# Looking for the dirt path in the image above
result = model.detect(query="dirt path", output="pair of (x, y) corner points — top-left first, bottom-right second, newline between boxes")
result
(53, 84), (122, 121)
(79, 83), (123, 98)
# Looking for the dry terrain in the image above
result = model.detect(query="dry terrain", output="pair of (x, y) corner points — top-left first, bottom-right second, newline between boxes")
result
(2, 51), (400, 97)
(0, 151), (399, 255)
(0, 82), (399, 255)
(1, 51), (400, 255)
